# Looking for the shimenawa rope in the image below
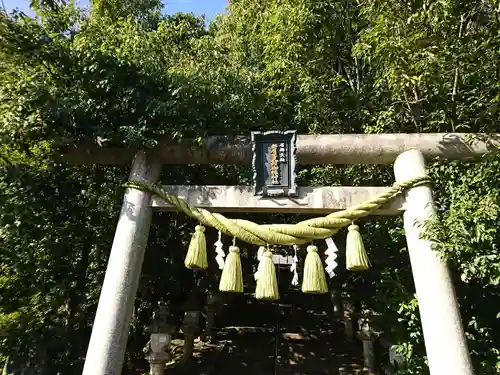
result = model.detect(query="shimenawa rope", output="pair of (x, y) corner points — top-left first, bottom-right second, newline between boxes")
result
(123, 176), (431, 246)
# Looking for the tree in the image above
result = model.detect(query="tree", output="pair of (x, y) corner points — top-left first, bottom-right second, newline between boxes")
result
(353, 1), (500, 372)
(1, 0), (499, 373)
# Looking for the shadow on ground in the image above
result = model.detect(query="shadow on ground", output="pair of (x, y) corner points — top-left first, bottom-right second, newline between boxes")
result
(165, 268), (368, 375)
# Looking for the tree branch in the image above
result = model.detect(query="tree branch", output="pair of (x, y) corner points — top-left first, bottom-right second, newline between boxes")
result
(451, 14), (465, 131)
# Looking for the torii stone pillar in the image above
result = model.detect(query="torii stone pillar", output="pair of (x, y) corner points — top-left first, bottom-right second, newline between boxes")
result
(394, 150), (474, 375)
(82, 152), (161, 375)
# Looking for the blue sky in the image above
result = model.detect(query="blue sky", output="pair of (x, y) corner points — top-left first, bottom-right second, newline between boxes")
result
(2, 0), (229, 20)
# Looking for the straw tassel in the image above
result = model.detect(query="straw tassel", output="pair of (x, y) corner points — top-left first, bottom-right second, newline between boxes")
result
(255, 250), (279, 300)
(184, 224), (208, 269)
(219, 243), (244, 293)
(345, 224), (370, 271)
(301, 244), (328, 294)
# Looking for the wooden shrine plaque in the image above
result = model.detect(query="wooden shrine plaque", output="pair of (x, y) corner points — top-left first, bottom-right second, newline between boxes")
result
(251, 130), (298, 197)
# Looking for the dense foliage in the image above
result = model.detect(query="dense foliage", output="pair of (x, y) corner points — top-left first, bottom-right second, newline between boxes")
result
(0, 0), (499, 374)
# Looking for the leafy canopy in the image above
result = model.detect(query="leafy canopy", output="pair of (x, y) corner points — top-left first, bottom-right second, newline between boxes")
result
(0, 0), (499, 374)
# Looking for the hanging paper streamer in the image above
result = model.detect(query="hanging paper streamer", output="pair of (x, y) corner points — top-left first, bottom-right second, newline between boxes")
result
(324, 237), (339, 278)
(254, 246), (265, 280)
(214, 231), (225, 270)
(290, 245), (299, 286)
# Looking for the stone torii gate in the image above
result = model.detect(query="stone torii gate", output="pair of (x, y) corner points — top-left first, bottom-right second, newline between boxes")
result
(75, 133), (498, 375)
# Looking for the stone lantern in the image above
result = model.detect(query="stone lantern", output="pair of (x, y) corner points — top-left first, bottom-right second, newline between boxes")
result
(201, 292), (218, 342)
(144, 303), (176, 375)
(329, 289), (343, 335)
(356, 309), (381, 375)
(181, 292), (203, 362)
(341, 298), (356, 343)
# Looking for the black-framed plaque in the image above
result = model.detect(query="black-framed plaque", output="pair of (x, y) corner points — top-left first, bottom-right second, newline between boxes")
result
(251, 130), (298, 197)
